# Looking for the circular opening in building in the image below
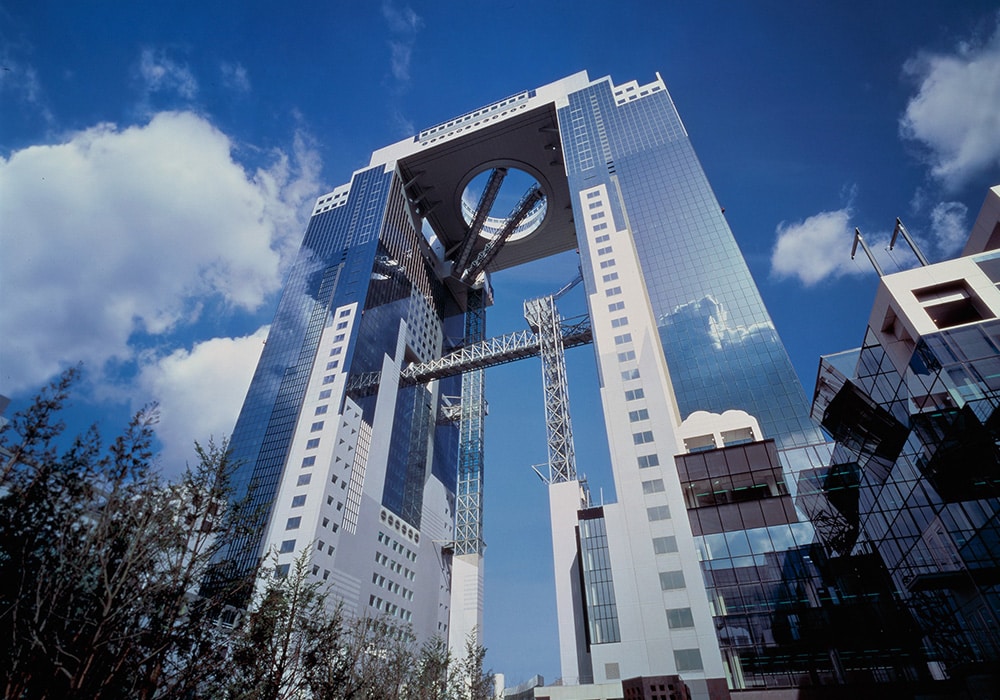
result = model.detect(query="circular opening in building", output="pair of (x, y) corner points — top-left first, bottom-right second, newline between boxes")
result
(460, 167), (547, 242)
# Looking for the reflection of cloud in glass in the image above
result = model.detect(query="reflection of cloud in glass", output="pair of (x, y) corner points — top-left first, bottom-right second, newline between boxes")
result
(657, 294), (823, 450)
(659, 295), (776, 351)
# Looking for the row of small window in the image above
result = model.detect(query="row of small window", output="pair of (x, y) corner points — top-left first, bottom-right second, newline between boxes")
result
(370, 590), (414, 617)
(368, 595), (413, 622)
(377, 530), (418, 562)
(371, 572), (414, 601)
(285, 515), (339, 532)
(374, 551), (416, 581)
(603, 258), (660, 474)
(275, 562), (336, 582)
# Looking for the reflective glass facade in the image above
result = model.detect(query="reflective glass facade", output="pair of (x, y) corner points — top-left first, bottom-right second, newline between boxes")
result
(579, 507), (621, 645)
(558, 77), (919, 693)
(812, 311), (1000, 685)
(559, 79), (822, 452)
(222, 166), (393, 578)
(222, 164), (463, 592)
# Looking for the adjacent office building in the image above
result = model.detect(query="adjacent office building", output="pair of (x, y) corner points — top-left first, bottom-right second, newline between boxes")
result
(220, 71), (942, 699)
(808, 186), (1000, 696)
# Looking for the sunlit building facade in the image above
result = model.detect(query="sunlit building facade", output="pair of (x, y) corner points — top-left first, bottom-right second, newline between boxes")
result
(220, 71), (928, 699)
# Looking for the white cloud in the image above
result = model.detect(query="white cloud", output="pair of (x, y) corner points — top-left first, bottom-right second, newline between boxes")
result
(136, 327), (268, 474)
(771, 209), (862, 286)
(0, 55), (54, 125)
(138, 48), (198, 99)
(929, 200), (969, 256)
(220, 61), (251, 93)
(381, 1), (422, 87)
(381, 1), (422, 33)
(900, 17), (1000, 189)
(0, 111), (321, 395)
(389, 41), (413, 82)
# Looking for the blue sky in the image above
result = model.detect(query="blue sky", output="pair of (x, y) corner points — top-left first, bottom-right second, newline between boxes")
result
(2, 0), (1000, 685)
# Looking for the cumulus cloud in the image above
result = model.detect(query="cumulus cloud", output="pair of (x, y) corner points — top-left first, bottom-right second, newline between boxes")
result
(137, 48), (198, 99)
(220, 61), (251, 93)
(136, 327), (268, 474)
(0, 111), (321, 395)
(900, 17), (1000, 189)
(771, 209), (867, 286)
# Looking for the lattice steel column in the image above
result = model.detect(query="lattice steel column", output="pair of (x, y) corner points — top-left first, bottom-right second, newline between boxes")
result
(525, 295), (577, 483)
(455, 287), (487, 555)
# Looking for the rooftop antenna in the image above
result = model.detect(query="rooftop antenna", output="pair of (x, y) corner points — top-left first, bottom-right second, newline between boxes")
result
(852, 228), (884, 277)
(889, 217), (930, 266)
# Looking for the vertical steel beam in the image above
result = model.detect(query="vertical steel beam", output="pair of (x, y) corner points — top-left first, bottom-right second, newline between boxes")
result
(525, 295), (577, 483)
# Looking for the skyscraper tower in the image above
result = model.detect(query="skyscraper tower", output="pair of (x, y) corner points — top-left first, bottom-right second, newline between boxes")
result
(221, 71), (839, 698)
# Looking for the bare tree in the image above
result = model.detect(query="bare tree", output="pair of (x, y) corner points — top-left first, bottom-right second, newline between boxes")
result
(0, 370), (495, 700)
(0, 371), (252, 699)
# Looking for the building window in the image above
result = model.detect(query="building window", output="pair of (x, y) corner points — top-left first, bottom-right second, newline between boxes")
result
(629, 408), (649, 422)
(315, 405), (328, 415)
(602, 272), (619, 282)
(311, 421), (324, 432)
(597, 246), (613, 256)
(610, 316), (628, 327)
(590, 211), (606, 220)
(306, 438), (320, 449)
(279, 539), (296, 553)
(336, 321), (348, 330)
(331, 347), (342, 356)
(586, 190), (601, 199)
(674, 649), (703, 672)
(334, 333), (345, 342)
(326, 361), (339, 370)
(338, 309), (351, 318)
(588, 201), (603, 210)
(593, 222), (608, 231)
(286, 517), (301, 530)
(608, 301), (625, 312)
(622, 369), (641, 381)
(297, 473), (312, 486)
(641, 478), (664, 494)
(618, 350), (636, 362)
(301, 456), (316, 467)
(322, 375), (335, 385)
(595, 234), (610, 243)
(637, 453), (659, 468)
(653, 536), (677, 554)
(647, 505), (671, 521)
(275, 563), (290, 578)
(614, 333), (632, 345)
(625, 388), (644, 401)
(291, 495), (306, 508)
(633, 430), (654, 445)
(605, 663), (620, 680)
(666, 607), (694, 628)
(599, 259), (616, 269)
(319, 389), (332, 400)
(606, 286), (622, 296)
(659, 570), (685, 590)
